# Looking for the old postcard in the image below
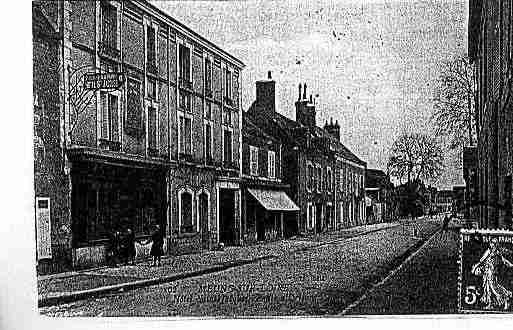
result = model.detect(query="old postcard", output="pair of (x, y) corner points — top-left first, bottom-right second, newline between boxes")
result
(28, 0), (509, 319)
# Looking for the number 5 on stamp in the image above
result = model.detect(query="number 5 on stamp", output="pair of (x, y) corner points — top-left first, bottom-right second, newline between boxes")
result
(459, 229), (513, 313)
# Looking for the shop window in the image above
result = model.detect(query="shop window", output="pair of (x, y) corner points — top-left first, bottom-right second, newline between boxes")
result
(180, 191), (195, 233)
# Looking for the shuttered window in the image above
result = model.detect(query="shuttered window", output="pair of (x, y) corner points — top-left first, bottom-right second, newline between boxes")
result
(100, 92), (119, 141)
(204, 122), (212, 161)
(250, 146), (258, 176)
(179, 115), (192, 156)
(268, 151), (276, 179)
(148, 106), (157, 151)
(223, 129), (233, 164)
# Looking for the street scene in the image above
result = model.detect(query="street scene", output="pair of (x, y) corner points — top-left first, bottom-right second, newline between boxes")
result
(30, 0), (513, 318)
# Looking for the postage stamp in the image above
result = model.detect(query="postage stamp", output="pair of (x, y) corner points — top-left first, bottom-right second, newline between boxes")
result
(459, 229), (513, 313)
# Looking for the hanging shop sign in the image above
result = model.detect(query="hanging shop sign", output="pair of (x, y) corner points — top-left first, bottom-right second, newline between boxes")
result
(84, 72), (124, 90)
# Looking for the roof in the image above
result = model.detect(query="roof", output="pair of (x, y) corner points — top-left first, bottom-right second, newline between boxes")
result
(242, 112), (280, 145)
(247, 101), (366, 166)
(140, 0), (244, 69)
(366, 168), (392, 189)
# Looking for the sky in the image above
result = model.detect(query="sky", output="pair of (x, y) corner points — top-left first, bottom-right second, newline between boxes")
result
(153, 0), (468, 189)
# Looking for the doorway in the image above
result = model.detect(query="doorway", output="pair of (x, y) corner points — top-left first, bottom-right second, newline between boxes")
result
(219, 189), (236, 245)
(315, 203), (323, 233)
(198, 192), (209, 249)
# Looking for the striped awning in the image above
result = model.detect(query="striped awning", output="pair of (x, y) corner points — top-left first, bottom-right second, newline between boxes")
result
(248, 188), (299, 212)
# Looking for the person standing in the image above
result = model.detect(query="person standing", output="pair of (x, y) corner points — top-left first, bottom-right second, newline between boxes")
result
(149, 224), (164, 267)
(124, 228), (136, 265)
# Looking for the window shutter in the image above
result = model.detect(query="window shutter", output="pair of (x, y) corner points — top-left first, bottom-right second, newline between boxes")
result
(148, 107), (157, 149)
(101, 92), (109, 139)
(109, 94), (119, 142)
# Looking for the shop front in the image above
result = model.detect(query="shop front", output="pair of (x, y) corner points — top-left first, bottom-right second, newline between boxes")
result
(242, 187), (299, 244)
(70, 157), (167, 269)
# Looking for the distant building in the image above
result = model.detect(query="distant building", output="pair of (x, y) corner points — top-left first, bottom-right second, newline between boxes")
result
(435, 189), (453, 214)
(365, 169), (395, 223)
(246, 73), (367, 234)
(453, 186), (466, 216)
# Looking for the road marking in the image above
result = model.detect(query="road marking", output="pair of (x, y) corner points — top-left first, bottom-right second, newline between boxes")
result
(339, 228), (441, 316)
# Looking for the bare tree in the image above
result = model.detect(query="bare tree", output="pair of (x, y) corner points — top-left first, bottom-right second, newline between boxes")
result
(387, 133), (444, 184)
(432, 55), (476, 149)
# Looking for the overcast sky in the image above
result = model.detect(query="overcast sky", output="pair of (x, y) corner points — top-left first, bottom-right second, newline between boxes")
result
(153, 0), (468, 189)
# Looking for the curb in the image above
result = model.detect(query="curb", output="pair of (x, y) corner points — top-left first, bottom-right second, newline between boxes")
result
(38, 222), (413, 308)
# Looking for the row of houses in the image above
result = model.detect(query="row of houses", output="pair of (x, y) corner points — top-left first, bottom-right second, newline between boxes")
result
(33, 0), (391, 274)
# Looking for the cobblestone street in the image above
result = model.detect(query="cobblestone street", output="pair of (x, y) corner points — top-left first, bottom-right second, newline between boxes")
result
(40, 218), (440, 317)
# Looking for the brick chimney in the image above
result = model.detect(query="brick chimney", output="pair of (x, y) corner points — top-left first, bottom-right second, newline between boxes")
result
(295, 83), (316, 127)
(324, 117), (340, 141)
(256, 71), (276, 113)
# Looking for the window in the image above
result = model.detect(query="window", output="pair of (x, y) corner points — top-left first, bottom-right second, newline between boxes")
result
(268, 151), (276, 179)
(205, 58), (212, 96)
(179, 90), (192, 112)
(307, 164), (313, 191)
(317, 167), (322, 192)
(148, 106), (157, 152)
(204, 122), (212, 162)
(180, 191), (195, 233)
(223, 129), (233, 165)
(179, 115), (192, 156)
(307, 203), (315, 230)
(179, 44), (191, 86)
(223, 108), (232, 125)
(100, 92), (119, 142)
(101, 2), (118, 51)
(250, 146), (259, 176)
(146, 25), (156, 74)
(126, 78), (142, 132)
(205, 101), (212, 120)
(147, 78), (157, 100)
(225, 68), (232, 104)
(327, 168), (332, 191)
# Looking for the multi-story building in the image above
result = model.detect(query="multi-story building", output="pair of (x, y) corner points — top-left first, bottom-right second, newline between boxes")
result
(469, 0), (513, 228)
(33, 0), (244, 274)
(365, 169), (395, 223)
(246, 73), (367, 234)
(435, 189), (453, 214)
(241, 113), (299, 243)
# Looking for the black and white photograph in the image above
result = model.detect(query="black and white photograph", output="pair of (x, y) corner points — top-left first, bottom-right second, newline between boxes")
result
(15, 0), (513, 322)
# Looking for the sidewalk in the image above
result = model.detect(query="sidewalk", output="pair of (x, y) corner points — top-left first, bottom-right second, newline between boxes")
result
(345, 224), (459, 315)
(38, 219), (438, 307)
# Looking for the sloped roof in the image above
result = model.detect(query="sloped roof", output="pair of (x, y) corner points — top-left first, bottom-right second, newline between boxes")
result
(242, 112), (279, 144)
(247, 101), (366, 166)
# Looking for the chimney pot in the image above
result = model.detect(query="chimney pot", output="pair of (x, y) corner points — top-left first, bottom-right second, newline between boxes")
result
(268, 71), (272, 80)
(309, 94), (313, 103)
(303, 83), (307, 100)
(298, 83), (302, 101)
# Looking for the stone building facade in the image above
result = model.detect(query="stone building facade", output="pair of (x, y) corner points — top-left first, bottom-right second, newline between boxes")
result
(33, 0), (244, 274)
(241, 112), (298, 243)
(469, 0), (513, 228)
(246, 73), (367, 235)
